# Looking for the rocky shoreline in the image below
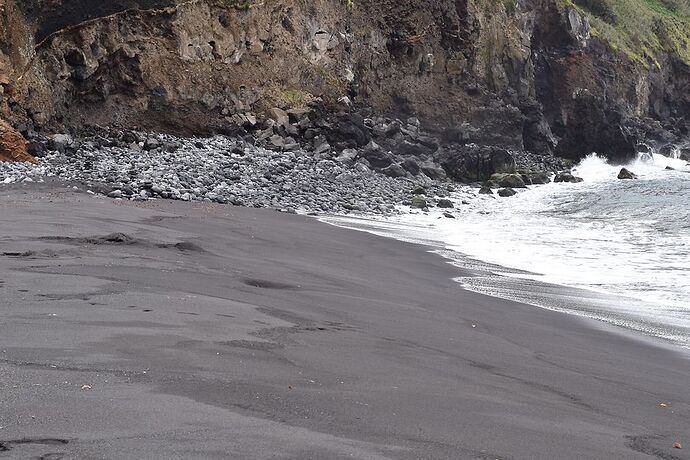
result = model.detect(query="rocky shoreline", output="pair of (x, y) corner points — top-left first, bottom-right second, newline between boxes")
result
(2, 103), (688, 216)
(0, 127), (449, 215)
(0, 106), (581, 215)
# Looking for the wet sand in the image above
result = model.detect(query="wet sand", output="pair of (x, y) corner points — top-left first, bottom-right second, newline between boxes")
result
(0, 184), (688, 459)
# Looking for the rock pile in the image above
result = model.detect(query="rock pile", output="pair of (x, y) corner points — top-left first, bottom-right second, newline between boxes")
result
(0, 129), (460, 215)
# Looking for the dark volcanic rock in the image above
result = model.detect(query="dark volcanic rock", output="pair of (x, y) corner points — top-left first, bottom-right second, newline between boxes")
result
(521, 99), (557, 156)
(554, 171), (584, 183)
(498, 188), (517, 197)
(555, 93), (637, 164)
(363, 149), (394, 169)
(328, 115), (371, 148)
(527, 171), (552, 184)
(381, 163), (407, 178)
(495, 174), (527, 189)
(617, 168), (637, 180)
(436, 199), (454, 209)
(440, 146), (516, 183)
(402, 158), (421, 175)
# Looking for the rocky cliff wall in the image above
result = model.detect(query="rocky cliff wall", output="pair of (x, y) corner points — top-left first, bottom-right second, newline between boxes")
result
(1, 0), (688, 164)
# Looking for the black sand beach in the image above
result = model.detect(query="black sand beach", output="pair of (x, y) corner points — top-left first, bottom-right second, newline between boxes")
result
(0, 185), (688, 459)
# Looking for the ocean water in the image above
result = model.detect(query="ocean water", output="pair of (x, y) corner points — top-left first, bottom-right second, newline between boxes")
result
(326, 152), (690, 349)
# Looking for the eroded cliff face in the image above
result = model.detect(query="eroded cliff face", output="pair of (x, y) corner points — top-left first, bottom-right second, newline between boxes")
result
(0, 0), (688, 163)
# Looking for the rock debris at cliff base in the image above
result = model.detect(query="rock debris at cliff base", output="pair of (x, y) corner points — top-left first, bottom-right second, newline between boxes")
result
(0, 130), (473, 215)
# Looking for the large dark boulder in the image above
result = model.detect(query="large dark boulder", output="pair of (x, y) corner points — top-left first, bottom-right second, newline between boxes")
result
(362, 143), (394, 168)
(327, 114), (371, 148)
(555, 92), (637, 164)
(438, 145), (516, 183)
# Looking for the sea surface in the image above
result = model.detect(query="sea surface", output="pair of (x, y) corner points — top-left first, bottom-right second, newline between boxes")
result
(325, 152), (690, 349)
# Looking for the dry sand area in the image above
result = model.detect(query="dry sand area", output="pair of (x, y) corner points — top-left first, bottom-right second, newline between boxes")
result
(0, 184), (688, 459)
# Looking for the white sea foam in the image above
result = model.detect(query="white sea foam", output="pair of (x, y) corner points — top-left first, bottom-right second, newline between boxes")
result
(326, 152), (690, 348)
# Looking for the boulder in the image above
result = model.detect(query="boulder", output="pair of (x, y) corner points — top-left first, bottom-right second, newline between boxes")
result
(411, 196), (427, 208)
(420, 162), (448, 181)
(380, 163), (407, 178)
(554, 171), (584, 183)
(617, 168), (637, 180)
(437, 199), (454, 209)
(269, 107), (290, 127)
(401, 158), (421, 175)
(335, 148), (358, 165)
(144, 137), (162, 151)
(498, 188), (517, 197)
(328, 114), (371, 148)
(439, 145), (516, 183)
(364, 149), (395, 168)
(493, 173), (527, 188)
(528, 171), (552, 185)
(48, 133), (75, 154)
(680, 148), (690, 162)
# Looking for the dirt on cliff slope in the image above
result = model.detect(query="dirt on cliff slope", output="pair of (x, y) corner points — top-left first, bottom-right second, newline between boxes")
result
(0, 0), (688, 161)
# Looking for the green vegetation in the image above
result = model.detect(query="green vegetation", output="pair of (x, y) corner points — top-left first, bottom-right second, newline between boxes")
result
(562, 0), (690, 66)
(502, 0), (517, 15)
(268, 88), (315, 109)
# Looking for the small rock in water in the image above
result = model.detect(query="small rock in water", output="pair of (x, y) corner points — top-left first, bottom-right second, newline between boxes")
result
(498, 188), (517, 197)
(554, 171), (584, 183)
(436, 199), (454, 209)
(443, 212), (455, 219)
(478, 185), (493, 195)
(617, 168), (637, 180)
(665, 166), (675, 171)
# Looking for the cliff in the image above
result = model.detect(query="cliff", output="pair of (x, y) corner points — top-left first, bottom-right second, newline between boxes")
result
(1, 0), (688, 164)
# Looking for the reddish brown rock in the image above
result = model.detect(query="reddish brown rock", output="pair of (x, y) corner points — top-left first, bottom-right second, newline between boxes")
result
(0, 118), (37, 164)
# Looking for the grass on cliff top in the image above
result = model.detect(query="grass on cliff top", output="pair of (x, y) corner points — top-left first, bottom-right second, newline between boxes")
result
(564, 0), (690, 66)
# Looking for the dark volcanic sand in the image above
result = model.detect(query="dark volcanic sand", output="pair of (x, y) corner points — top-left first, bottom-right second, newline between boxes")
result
(0, 184), (688, 459)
